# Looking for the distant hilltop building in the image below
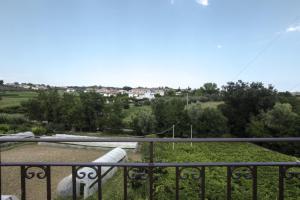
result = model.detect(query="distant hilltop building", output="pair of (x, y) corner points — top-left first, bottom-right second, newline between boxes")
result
(83, 87), (166, 99)
(128, 88), (164, 99)
(66, 88), (76, 93)
(5, 82), (48, 90)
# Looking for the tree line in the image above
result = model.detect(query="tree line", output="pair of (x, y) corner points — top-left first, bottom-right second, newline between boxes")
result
(19, 81), (300, 140)
(21, 91), (128, 132)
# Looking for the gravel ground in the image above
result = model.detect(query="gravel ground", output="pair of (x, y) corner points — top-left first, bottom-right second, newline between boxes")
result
(1, 144), (140, 200)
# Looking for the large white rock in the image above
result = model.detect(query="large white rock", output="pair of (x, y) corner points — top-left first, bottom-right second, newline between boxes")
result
(57, 147), (127, 199)
(39, 134), (138, 149)
(1, 195), (19, 200)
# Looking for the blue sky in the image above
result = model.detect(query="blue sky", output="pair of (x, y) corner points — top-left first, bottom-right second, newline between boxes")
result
(0, 0), (300, 91)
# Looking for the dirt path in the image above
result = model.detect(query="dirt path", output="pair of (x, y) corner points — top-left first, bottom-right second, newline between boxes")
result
(1, 144), (139, 200)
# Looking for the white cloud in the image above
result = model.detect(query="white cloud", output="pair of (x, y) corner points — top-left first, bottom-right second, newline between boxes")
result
(286, 25), (300, 32)
(196, 0), (209, 6)
(217, 44), (223, 49)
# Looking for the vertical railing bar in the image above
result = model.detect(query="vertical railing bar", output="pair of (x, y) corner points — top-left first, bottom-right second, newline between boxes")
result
(278, 166), (285, 200)
(252, 166), (257, 200)
(149, 141), (154, 200)
(46, 166), (51, 200)
(227, 166), (232, 200)
(97, 166), (102, 200)
(149, 166), (154, 200)
(21, 166), (26, 200)
(201, 167), (206, 200)
(175, 167), (179, 200)
(123, 166), (128, 200)
(72, 166), (77, 200)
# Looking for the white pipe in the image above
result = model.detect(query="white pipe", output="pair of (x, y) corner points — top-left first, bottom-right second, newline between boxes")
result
(57, 147), (127, 199)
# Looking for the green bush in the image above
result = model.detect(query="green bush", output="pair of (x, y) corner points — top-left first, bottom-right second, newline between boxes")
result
(16, 123), (33, 132)
(131, 110), (156, 136)
(0, 113), (27, 124)
(31, 126), (47, 135)
(0, 124), (10, 133)
(186, 103), (228, 136)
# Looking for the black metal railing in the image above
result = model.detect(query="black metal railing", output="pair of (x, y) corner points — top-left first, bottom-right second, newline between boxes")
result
(0, 137), (300, 200)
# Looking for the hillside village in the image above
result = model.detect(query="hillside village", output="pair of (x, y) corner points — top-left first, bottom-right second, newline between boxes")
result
(2, 82), (166, 99)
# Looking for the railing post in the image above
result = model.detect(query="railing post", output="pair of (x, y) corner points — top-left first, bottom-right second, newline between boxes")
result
(252, 166), (257, 200)
(46, 166), (51, 200)
(72, 166), (77, 200)
(21, 166), (26, 200)
(97, 166), (102, 200)
(175, 167), (179, 200)
(123, 166), (128, 200)
(201, 167), (206, 200)
(149, 141), (154, 200)
(279, 166), (285, 200)
(227, 167), (232, 200)
(149, 166), (154, 200)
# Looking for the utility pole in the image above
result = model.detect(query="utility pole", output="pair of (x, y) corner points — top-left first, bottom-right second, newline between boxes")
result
(172, 124), (175, 150)
(186, 92), (189, 107)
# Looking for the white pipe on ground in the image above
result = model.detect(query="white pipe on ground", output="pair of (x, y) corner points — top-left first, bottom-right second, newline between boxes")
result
(57, 147), (127, 199)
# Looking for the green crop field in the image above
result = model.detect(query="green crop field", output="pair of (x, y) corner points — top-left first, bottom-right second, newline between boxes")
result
(0, 91), (37, 108)
(92, 142), (300, 200)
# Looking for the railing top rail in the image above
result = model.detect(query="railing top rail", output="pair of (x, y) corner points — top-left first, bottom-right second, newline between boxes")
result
(1, 161), (300, 167)
(1, 137), (300, 143)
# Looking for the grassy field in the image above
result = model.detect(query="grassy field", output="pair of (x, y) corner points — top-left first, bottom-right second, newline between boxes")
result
(91, 142), (300, 200)
(0, 91), (37, 108)
(200, 101), (223, 108)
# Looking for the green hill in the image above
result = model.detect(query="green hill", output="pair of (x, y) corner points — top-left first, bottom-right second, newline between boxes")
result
(0, 91), (37, 108)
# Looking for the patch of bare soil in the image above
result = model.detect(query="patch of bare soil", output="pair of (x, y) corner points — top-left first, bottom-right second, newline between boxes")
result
(0, 144), (139, 200)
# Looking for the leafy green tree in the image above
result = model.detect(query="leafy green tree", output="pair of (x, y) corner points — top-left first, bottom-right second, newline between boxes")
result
(220, 81), (277, 136)
(0, 80), (3, 85)
(104, 99), (124, 129)
(247, 103), (298, 137)
(197, 83), (220, 96)
(187, 103), (228, 136)
(43, 90), (62, 123)
(60, 93), (83, 130)
(22, 90), (62, 123)
(79, 92), (105, 131)
(152, 98), (188, 136)
(21, 98), (43, 121)
(247, 103), (300, 156)
(123, 86), (132, 91)
(278, 91), (300, 114)
(165, 90), (176, 96)
(131, 110), (156, 136)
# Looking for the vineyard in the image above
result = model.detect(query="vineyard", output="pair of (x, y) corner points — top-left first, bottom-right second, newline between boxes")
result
(92, 142), (300, 200)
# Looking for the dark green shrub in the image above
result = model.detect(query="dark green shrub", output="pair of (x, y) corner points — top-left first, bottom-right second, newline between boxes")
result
(0, 113), (27, 124)
(0, 124), (10, 133)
